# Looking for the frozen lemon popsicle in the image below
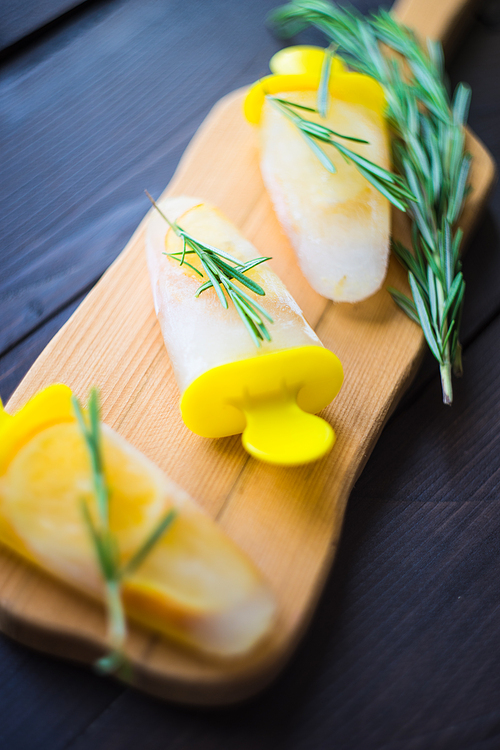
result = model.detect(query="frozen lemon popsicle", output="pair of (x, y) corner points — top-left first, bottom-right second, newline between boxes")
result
(0, 385), (276, 658)
(146, 195), (343, 465)
(244, 46), (393, 303)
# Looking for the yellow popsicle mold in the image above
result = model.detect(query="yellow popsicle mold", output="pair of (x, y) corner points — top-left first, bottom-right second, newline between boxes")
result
(0, 384), (75, 561)
(181, 346), (344, 466)
(244, 45), (386, 124)
(0, 384), (74, 476)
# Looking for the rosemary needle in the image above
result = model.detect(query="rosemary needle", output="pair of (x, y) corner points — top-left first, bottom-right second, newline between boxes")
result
(72, 388), (177, 677)
(269, 0), (471, 404)
(146, 191), (274, 347)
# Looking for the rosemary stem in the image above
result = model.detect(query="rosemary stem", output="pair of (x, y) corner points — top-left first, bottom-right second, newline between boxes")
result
(437, 280), (454, 405)
(440, 360), (453, 406)
(105, 579), (126, 652)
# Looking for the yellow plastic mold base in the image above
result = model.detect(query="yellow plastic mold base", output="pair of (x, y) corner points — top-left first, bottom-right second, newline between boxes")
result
(0, 384), (74, 476)
(243, 45), (386, 125)
(0, 384), (75, 560)
(180, 346), (344, 466)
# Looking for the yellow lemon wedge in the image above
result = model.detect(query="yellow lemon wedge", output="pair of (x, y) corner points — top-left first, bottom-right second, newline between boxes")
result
(0, 385), (276, 657)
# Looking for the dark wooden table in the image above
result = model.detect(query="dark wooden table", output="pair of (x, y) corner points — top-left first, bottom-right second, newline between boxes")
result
(1, 1), (500, 748)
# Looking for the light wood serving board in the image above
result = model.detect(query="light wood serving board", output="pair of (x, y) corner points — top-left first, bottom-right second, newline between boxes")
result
(1, 0), (496, 706)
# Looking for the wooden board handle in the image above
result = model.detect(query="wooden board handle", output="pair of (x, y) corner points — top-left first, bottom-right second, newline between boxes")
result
(392, 0), (481, 52)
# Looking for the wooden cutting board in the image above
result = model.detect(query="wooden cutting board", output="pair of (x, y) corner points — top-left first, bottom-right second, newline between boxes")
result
(1, 0), (496, 705)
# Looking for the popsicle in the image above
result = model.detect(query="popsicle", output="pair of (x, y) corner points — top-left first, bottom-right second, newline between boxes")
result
(244, 46), (392, 303)
(146, 196), (343, 465)
(0, 385), (277, 658)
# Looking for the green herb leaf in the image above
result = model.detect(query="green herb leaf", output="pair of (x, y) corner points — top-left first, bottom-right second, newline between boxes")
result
(121, 509), (177, 579)
(388, 287), (420, 325)
(409, 273), (442, 362)
(148, 194), (274, 347)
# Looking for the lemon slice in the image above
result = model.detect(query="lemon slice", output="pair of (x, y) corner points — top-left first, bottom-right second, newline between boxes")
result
(0, 385), (276, 657)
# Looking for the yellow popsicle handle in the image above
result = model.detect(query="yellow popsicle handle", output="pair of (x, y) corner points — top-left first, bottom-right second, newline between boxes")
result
(240, 387), (335, 466)
(181, 346), (343, 466)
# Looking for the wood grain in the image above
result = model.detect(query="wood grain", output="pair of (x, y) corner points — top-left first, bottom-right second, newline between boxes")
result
(0, 0), (497, 706)
(393, 0), (483, 52)
(0, 0), (84, 51)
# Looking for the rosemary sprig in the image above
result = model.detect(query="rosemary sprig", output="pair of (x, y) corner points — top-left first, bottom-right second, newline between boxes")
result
(268, 96), (416, 211)
(269, 0), (472, 404)
(146, 192), (274, 347)
(72, 388), (177, 677)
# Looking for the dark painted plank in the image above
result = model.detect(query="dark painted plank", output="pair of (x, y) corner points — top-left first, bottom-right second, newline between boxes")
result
(0, 0), (86, 51)
(0, 0), (285, 355)
(0, 0), (381, 358)
(0, 634), (122, 750)
(0, 290), (87, 404)
(37, 308), (500, 750)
